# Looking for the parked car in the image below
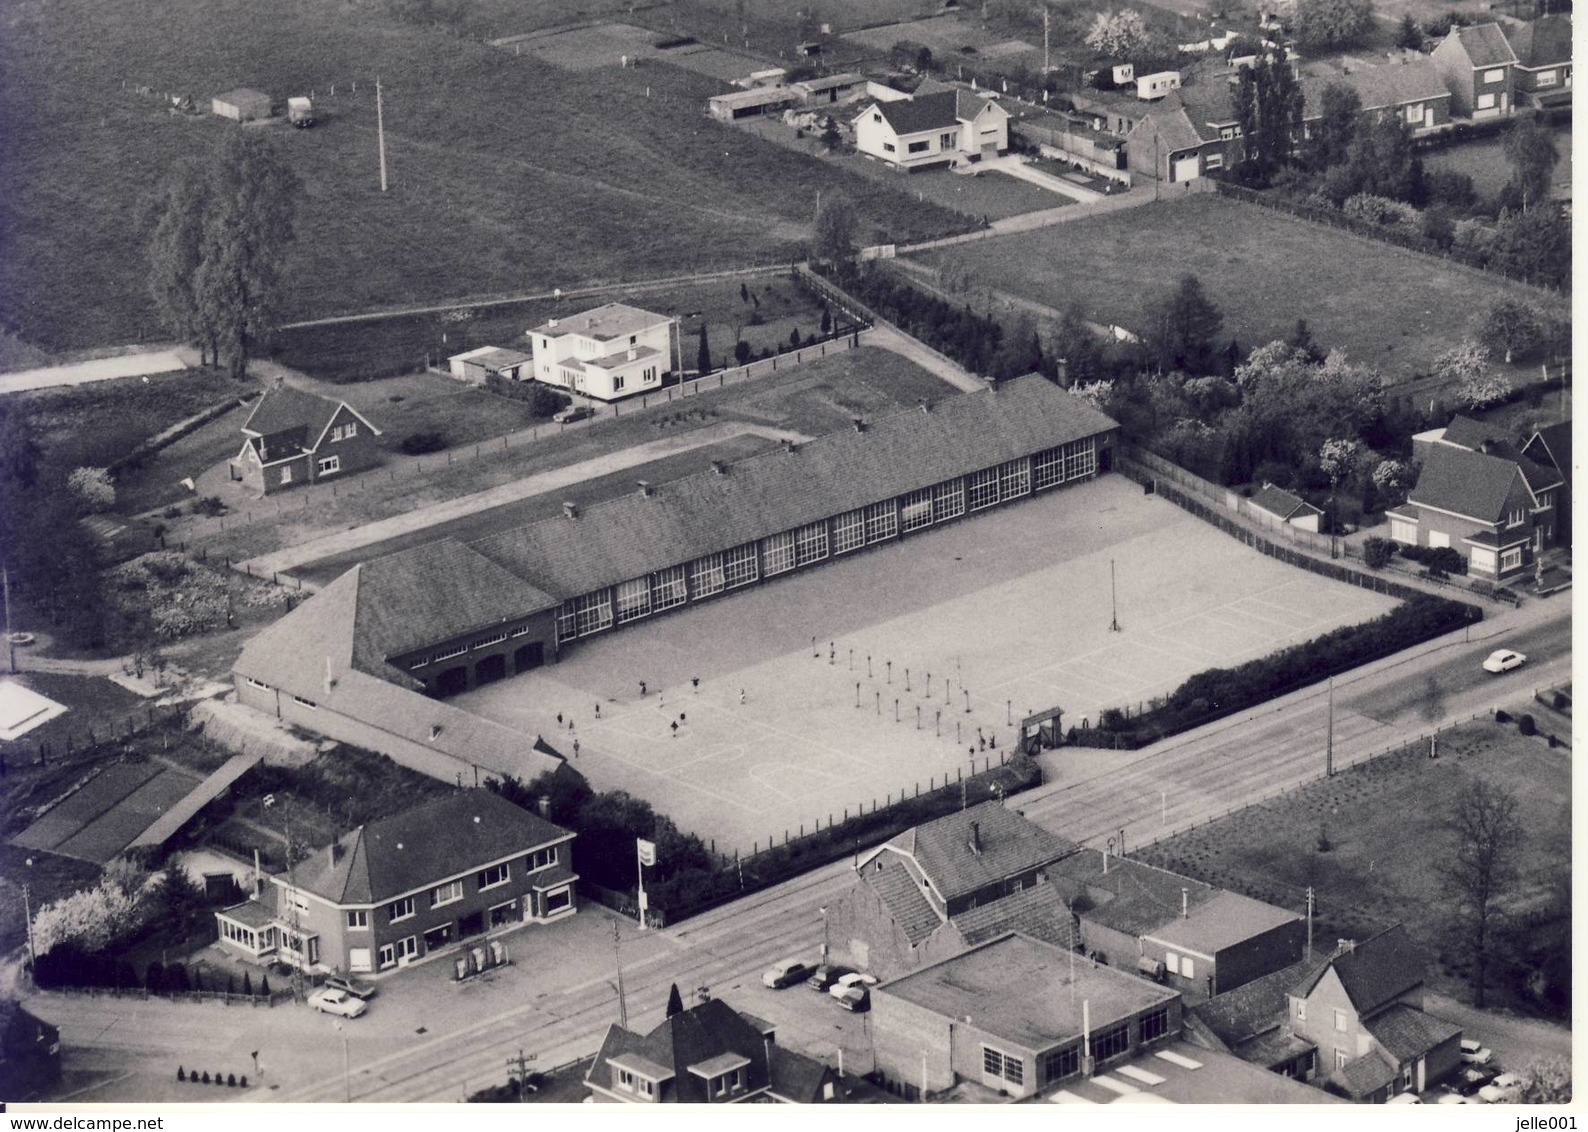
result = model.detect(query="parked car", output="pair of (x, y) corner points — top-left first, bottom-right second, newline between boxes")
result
(1459, 1038), (1493, 1065)
(1436, 1091), (1471, 1105)
(836, 985), (870, 1012)
(552, 405), (595, 424)
(1482, 649), (1527, 674)
(1478, 1073), (1524, 1104)
(1456, 1065), (1497, 1095)
(805, 964), (852, 992)
(762, 958), (818, 989)
(324, 974), (377, 1000)
(1386, 1092), (1422, 1104)
(307, 987), (368, 1019)
(829, 972), (877, 999)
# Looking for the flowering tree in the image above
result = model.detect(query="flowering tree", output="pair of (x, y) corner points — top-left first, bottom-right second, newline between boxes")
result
(1085, 9), (1149, 57)
(1319, 438), (1361, 492)
(32, 866), (157, 955)
(1435, 341), (1513, 411)
(1371, 458), (1414, 493)
(67, 466), (115, 512)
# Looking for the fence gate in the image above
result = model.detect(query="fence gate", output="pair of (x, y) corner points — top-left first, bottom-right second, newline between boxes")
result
(1020, 707), (1064, 753)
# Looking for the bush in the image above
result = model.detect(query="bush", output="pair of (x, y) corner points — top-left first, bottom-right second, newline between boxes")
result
(192, 495), (227, 517)
(1362, 537), (1396, 569)
(228, 1074), (237, 1087)
(482, 373), (571, 418)
(1495, 709), (1511, 723)
(177, 1067), (185, 1081)
(400, 430), (447, 455)
(1399, 544), (1466, 575)
(1551, 691), (1568, 711)
(201, 1071), (210, 1084)
(1518, 713), (1537, 736)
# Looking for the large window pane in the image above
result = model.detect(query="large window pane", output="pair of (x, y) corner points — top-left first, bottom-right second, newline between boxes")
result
(864, 499), (898, 544)
(968, 467), (1001, 511)
(933, 478), (965, 520)
(689, 553), (725, 599)
(615, 577), (652, 624)
(901, 487), (934, 531)
(794, 521), (829, 565)
(723, 542), (759, 588)
(654, 565), (687, 611)
(833, 509), (865, 554)
(763, 530), (796, 576)
(999, 457), (1031, 499)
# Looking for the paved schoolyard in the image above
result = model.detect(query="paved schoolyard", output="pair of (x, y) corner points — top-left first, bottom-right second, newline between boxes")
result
(453, 476), (1395, 854)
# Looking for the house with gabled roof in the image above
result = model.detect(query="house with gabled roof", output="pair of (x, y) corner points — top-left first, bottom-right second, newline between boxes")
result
(215, 789), (576, 976)
(586, 995), (848, 1103)
(1287, 927), (1462, 1102)
(827, 801), (1081, 979)
(1502, 14), (1572, 108)
(1125, 97), (1221, 183)
(229, 382), (382, 496)
(1185, 956), (1326, 1080)
(1522, 419), (1571, 545)
(853, 87), (1010, 169)
(1431, 23), (1518, 118)
(1246, 484), (1324, 532)
(1301, 60), (1454, 138)
(1387, 415), (1564, 577)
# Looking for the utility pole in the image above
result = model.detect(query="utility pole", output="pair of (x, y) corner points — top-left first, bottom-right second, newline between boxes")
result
(1324, 676), (1334, 778)
(3, 564), (14, 675)
(1043, 4), (1051, 78)
(1109, 558), (1120, 632)
(21, 881), (35, 980)
(506, 1049), (538, 1101)
(1305, 886), (1314, 960)
(265, 795), (306, 1003)
(612, 920), (629, 1030)
(376, 76), (388, 192)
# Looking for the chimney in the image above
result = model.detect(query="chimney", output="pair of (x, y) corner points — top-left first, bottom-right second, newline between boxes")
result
(537, 796), (551, 818)
(637, 480), (655, 498)
(627, 346), (638, 361)
(330, 839), (343, 863)
(562, 501), (579, 519)
(968, 821), (981, 855)
(1182, 888), (1189, 918)
(710, 459), (728, 475)
(1337, 938), (1356, 955)
(429, 723), (443, 741)
(324, 656), (336, 697)
(548, 317), (559, 329)
(852, 417), (866, 433)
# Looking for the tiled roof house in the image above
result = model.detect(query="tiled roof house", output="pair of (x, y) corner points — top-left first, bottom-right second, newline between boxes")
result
(853, 86), (1010, 169)
(1503, 14), (1573, 107)
(1431, 23), (1519, 118)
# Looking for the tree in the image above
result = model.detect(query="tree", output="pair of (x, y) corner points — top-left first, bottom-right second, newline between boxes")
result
(1442, 779), (1523, 1007)
(666, 983), (685, 1017)
(1394, 13), (1423, 49)
(1518, 1058), (1571, 1104)
(1232, 51), (1304, 185)
(1143, 274), (1224, 374)
(1502, 119), (1560, 212)
(146, 158), (220, 366)
(1307, 82), (1361, 172)
(1052, 303), (1106, 386)
(1084, 9), (1149, 58)
(1370, 457), (1413, 493)
(1487, 206), (1571, 289)
(811, 193), (858, 274)
(67, 467), (115, 512)
(1290, 0), (1374, 51)
(733, 339), (752, 366)
(1318, 438), (1360, 491)
(819, 115), (840, 150)
(1473, 296), (1544, 363)
(696, 324), (711, 375)
(1434, 341), (1512, 410)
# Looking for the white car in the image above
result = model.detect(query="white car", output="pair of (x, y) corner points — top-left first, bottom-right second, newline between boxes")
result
(1460, 1038), (1493, 1065)
(307, 986), (368, 1019)
(1482, 649), (1527, 674)
(1386, 1092), (1422, 1104)
(1436, 1092), (1470, 1105)
(828, 971), (878, 999)
(1478, 1073), (1524, 1104)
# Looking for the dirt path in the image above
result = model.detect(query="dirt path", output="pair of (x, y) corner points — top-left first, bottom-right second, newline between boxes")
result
(0, 350), (189, 394)
(1423, 993), (1571, 1070)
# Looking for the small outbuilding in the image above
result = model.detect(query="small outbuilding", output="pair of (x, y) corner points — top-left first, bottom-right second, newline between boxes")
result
(1246, 484), (1324, 532)
(212, 88), (273, 122)
(448, 345), (533, 385)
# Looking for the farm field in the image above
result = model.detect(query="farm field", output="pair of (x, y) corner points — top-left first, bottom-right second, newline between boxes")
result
(455, 475), (1396, 853)
(915, 194), (1562, 379)
(1136, 718), (1570, 1011)
(0, 0), (968, 353)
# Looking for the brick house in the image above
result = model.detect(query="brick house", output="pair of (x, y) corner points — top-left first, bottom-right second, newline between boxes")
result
(870, 932), (1180, 1100)
(1431, 23), (1518, 119)
(1288, 928), (1462, 1102)
(215, 789), (576, 976)
(229, 384), (382, 496)
(1503, 14), (1572, 109)
(1386, 415), (1564, 579)
(1051, 851), (1306, 999)
(1301, 60), (1454, 139)
(1522, 419), (1571, 546)
(827, 801), (1081, 980)
(587, 996), (847, 1103)
(1125, 99), (1223, 183)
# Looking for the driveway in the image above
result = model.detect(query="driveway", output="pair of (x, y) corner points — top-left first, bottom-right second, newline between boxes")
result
(1424, 993), (1570, 1075)
(976, 155), (1105, 203)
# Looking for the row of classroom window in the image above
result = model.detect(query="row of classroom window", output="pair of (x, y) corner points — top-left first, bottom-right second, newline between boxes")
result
(980, 1004), (1171, 1089)
(556, 439), (1099, 642)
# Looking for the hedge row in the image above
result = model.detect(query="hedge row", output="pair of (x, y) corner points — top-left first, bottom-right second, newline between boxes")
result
(1074, 594), (1479, 748)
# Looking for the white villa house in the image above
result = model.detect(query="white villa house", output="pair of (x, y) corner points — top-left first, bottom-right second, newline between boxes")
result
(853, 86), (1010, 170)
(526, 303), (675, 402)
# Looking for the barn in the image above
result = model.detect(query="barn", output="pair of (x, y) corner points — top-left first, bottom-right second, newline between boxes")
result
(212, 88), (273, 122)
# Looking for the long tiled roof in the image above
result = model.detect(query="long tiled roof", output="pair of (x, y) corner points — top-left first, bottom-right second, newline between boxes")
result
(472, 376), (1116, 599)
(864, 853), (944, 945)
(1054, 851), (1218, 938)
(1408, 443), (1525, 522)
(1365, 1003), (1462, 1063)
(1506, 14), (1572, 68)
(1332, 60), (1450, 110)
(1293, 926), (1424, 1016)
(1189, 957), (1324, 1047)
(243, 385), (351, 441)
(902, 800), (1080, 903)
(1248, 484), (1315, 521)
(1129, 103), (1209, 152)
(952, 881), (1073, 947)
(1450, 23), (1520, 67)
(287, 789), (572, 905)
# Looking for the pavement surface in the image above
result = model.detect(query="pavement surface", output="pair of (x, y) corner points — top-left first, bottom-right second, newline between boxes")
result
(0, 350), (188, 393)
(976, 155), (1104, 203)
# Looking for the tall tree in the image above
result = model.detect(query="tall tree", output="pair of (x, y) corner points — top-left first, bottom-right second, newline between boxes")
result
(811, 192), (858, 275)
(1442, 779), (1524, 1008)
(1233, 52), (1304, 185)
(696, 324), (711, 375)
(1488, 206), (1571, 289)
(1502, 119), (1560, 212)
(1290, 0), (1374, 51)
(1394, 13), (1423, 50)
(1143, 274), (1224, 374)
(146, 158), (220, 366)
(1084, 9), (1149, 57)
(1307, 82), (1361, 172)
(665, 983), (685, 1017)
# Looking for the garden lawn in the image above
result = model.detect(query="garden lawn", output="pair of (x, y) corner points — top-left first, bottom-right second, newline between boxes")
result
(1135, 719), (1569, 1008)
(916, 194), (1558, 380)
(1423, 123), (1573, 202)
(0, 0), (967, 352)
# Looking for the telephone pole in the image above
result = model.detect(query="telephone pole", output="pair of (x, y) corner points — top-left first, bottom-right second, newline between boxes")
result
(1109, 559), (1120, 632)
(376, 76), (389, 192)
(612, 921), (629, 1029)
(1043, 5), (1051, 78)
(3, 564), (14, 674)
(1324, 676), (1334, 778)
(1305, 886), (1314, 960)
(506, 1049), (538, 1101)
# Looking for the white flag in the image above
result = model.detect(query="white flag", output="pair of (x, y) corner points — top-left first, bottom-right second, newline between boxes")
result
(637, 838), (657, 867)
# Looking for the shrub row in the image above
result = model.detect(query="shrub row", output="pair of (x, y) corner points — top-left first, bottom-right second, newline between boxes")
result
(1397, 543), (1468, 576)
(482, 372), (570, 417)
(1078, 594), (1479, 747)
(33, 944), (272, 998)
(178, 1068), (247, 1086)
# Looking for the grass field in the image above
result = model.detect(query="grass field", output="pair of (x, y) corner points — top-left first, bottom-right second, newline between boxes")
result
(1135, 719), (1570, 1009)
(1424, 123), (1573, 201)
(915, 194), (1562, 379)
(0, 0), (969, 352)
(454, 476), (1394, 853)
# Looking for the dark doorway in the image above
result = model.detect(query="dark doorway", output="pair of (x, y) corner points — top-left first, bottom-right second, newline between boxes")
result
(1099, 445), (1113, 473)
(513, 642), (544, 673)
(475, 653), (507, 686)
(458, 910), (486, 938)
(436, 666), (469, 697)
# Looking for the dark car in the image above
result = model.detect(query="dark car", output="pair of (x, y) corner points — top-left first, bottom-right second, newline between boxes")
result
(323, 974), (377, 1000)
(1455, 1065), (1497, 1096)
(837, 985), (870, 1012)
(552, 405), (595, 424)
(804, 964), (852, 991)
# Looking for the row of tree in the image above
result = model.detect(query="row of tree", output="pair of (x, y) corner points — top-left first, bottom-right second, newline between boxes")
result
(32, 945), (275, 998)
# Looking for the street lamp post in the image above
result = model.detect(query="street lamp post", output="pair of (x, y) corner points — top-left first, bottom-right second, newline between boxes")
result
(819, 906), (829, 961)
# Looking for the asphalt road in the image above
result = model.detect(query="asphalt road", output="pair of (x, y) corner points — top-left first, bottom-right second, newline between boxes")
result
(26, 600), (1571, 1103)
